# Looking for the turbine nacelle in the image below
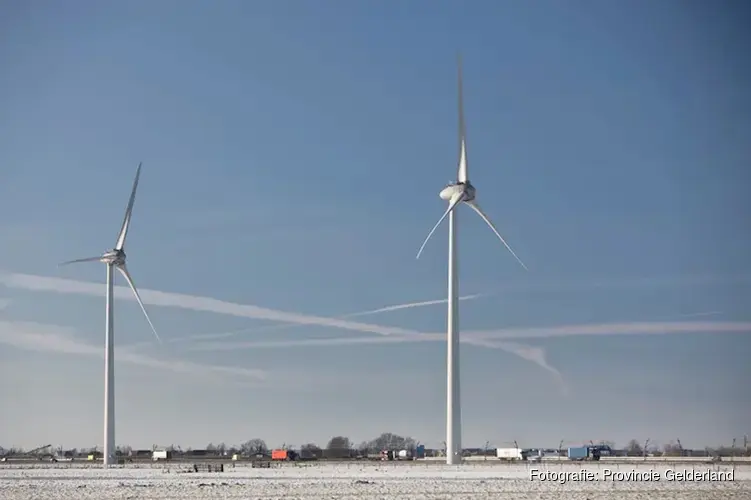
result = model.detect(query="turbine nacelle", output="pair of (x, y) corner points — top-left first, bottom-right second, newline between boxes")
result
(416, 57), (528, 270)
(100, 249), (126, 267)
(58, 162), (162, 344)
(440, 182), (475, 202)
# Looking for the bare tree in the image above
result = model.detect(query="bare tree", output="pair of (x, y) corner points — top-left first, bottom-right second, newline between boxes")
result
(625, 439), (643, 457)
(662, 441), (682, 457)
(240, 439), (267, 456)
(355, 441), (370, 456)
(366, 433), (415, 452)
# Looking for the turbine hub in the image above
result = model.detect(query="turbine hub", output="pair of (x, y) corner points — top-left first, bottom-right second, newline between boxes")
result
(439, 181), (475, 202)
(100, 249), (126, 266)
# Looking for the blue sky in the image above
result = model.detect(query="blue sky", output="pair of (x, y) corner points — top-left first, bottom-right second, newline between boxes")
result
(1, 0), (749, 452)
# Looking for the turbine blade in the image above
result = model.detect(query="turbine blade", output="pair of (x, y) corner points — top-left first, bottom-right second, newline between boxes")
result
(115, 264), (162, 343)
(457, 54), (469, 183)
(114, 162), (143, 251)
(465, 200), (528, 271)
(58, 256), (101, 266)
(416, 192), (464, 260)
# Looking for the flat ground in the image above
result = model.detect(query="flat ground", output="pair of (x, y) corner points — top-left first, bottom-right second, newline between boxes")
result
(1, 462), (748, 499)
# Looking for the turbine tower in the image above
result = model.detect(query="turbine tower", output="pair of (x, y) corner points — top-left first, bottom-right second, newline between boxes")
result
(60, 162), (161, 466)
(416, 57), (528, 465)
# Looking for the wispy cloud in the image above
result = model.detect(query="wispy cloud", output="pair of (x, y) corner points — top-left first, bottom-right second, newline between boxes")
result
(0, 298), (9, 310)
(0, 320), (267, 382)
(0, 272), (564, 391)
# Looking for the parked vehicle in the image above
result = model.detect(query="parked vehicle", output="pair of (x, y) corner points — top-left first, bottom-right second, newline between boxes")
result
(152, 450), (172, 461)
(568, 445), (607, 461)
(271, 449), (298, 461)
(496, 448), (526, 461)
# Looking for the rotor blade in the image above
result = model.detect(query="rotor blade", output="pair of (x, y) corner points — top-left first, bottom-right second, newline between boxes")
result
(457, 54), (469, 183)
(114, 162), (142, 251)
(58, 256), (101, 267)
(416, 192), (464, 260)
(465, 200), (528, 271)
(115, 264), (162, 344)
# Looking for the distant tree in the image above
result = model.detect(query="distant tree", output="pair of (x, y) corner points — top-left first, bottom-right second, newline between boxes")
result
(367, 433), (416, 452)
(301, 443), (321, 452)
(326, 436), (351, 458)
(326, 436), (350, 450)
(299, 443), (322, 459)
(625, 439), (643, 457)
(663, 441), (683, 457)
(356, 441), (370, 455)
(217, 443), (227, 455)
(240, 439), (267, 456)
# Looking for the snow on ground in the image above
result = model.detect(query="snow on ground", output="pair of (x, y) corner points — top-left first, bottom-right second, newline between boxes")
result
(1, 462), (749, 499)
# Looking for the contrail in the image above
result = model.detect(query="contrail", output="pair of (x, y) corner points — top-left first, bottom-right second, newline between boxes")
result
(344, 294), (485, 317)
(0, 320), (267, 381)
(676, 311), (723, 318)
(158, 293), (485, 345)
(0, 272), (438, 338)
(471, 339), (569, 395)
(0, 272), (565, 391)
(464, 321), (751, 341)
(186, 321), (751, 350)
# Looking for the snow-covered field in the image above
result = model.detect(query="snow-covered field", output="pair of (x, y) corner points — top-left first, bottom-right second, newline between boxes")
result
(1, 462), (748, 499)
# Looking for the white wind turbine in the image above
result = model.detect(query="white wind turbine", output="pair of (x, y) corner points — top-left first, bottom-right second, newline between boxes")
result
(415, 57), (528, 465)
(59, 162), (161, 466)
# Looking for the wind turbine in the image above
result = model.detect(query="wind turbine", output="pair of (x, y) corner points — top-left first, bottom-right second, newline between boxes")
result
(415, 57), (528, 465)
(59, 162), (161, 466)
